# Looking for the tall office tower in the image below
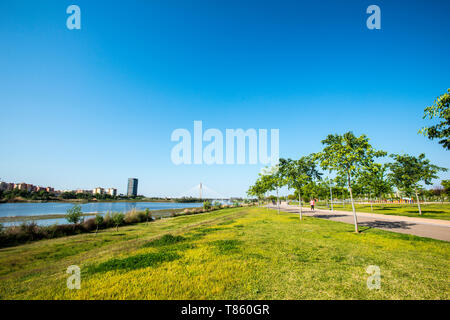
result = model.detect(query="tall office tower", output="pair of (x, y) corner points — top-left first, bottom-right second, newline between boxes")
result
(127, 178), (138, 197)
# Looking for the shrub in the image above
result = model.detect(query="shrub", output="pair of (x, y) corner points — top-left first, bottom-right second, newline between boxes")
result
(124, 209), (141, 224)
(82, 217), (97, 232)
(213, 201), (222, 209)
(203, 201), (211, 211)
(66, 205), (83, 224)
(20, 221), (41, 241)
(103, 212), (113, 228)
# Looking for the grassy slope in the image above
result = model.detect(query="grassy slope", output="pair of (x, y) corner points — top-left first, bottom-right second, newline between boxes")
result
(0, 207), (448, 300)
(314, 203), (450, 220)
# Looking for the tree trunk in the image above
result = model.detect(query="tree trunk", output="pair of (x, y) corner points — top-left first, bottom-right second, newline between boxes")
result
(415, 188), (422, 215)
(348, 175), (359, 233)
(330, 186), (334, 212)
(276, 188), (280, 214)
(298, 190), (303, 220)
(264, 192), (270, 211)
(370, 193), (373, 211)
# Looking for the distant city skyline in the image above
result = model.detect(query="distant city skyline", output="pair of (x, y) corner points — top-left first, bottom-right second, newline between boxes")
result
(1, 1), (449, 197)
(0, 179), (119, 196)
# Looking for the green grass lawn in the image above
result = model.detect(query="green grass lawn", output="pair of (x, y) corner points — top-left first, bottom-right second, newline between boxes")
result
(0, 207), (448, 299)
(313, 203), (450, 220)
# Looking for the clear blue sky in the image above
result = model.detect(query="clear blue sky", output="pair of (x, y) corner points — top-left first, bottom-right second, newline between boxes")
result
(1, 0), (449, 197)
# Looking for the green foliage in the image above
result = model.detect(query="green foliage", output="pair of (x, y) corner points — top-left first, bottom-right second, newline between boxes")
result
(1, 189), (53, 201)
(420, 88), (450, 150)
(66, 205), (83, 224)
(279, 156), (321, 190)
(442, 180), (450, 196)
(357, 163), (393, 198)
(95, 214), (104, 226)
(318, 132), (387, 184)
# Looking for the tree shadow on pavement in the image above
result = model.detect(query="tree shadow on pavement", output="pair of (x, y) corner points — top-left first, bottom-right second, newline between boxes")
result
(359, 220), (416, 230)
(311, 214), (348, 219)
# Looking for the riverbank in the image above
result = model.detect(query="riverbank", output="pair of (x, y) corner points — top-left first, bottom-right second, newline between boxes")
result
(0, 208), (186, 223)
(0, 198), (175, 204)
(0, 201), (204, 227)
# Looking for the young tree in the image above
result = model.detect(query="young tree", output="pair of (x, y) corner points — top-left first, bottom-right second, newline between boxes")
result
(145, 208), (151, 225)
(112, 212), (125, 231)
(388, 153), (447, 215)
(260, 165), (285, 214)
(358, 163), (393, 210)
(318, 132), (386, 232)
(95, 214), (104, 235)
(247, 178), (267, 207)
(212, 201), (222, 209)
(442, 180), (450, 198)
(419, 89), (450, 150)
(66, 205), (83, 224)
(279, 156), (321, 220)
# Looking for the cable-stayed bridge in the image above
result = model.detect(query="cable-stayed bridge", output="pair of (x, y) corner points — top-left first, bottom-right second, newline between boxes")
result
(177, 183), (231, 202)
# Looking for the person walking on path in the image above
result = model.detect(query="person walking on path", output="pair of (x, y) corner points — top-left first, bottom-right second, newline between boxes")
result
(310, 199), (315, 212)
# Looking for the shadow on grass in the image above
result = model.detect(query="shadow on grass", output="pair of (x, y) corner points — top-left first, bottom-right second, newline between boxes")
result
(87, 249), (181, 274)
(142, 234), (186, 248)
(209, 239), (242, 254)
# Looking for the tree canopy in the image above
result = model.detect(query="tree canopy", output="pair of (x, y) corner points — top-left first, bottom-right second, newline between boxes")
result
(420, 88), (450, 150)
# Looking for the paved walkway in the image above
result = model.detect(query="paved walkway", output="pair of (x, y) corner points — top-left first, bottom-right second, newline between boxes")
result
(267, 204), (450, 242)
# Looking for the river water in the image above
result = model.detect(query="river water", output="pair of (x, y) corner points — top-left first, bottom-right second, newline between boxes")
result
(0, 202), (202, 226)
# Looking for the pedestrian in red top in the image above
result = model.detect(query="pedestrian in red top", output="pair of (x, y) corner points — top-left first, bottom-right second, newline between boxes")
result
(310, 199), (315, 211)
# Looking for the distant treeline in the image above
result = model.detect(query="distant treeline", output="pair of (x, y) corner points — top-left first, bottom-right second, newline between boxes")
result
(173, 197), (205, 203)
(0, 189), (146, 202)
